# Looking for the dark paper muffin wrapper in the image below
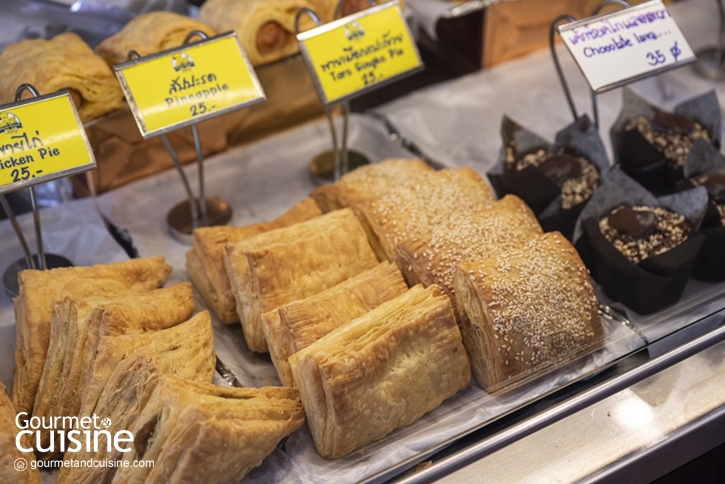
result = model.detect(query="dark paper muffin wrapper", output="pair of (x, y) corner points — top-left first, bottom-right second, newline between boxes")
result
(574, 167), (709, 314)
(488, 114), (610, 240)
(610, 89), (722, 195)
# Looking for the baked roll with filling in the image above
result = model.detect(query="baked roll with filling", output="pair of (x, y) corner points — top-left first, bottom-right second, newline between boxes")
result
(262, 262), (408, 386)
(395, 195), (542, 311)
(0, 33), (125, 122)
(355, 167), (496, 261)
(186, 197), (321, 323)
(112, 377), (304, 484)
(290, 284), (471, 459)
(97, 11), (217, 66)
(454, 232), (603, 393)
(224, 208), (378, 352)
(78, 311), (215, 420)
(57, 335), (216, 484)
(0, 382), (41, 484)
(32, 283), (195, 454)
(11, 256), (172, 419)
(310, 158), (433, 213)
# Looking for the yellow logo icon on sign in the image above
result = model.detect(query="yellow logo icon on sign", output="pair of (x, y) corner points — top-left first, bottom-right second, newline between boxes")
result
(0, 112), (22, 135)
(172, 52), (195, 72)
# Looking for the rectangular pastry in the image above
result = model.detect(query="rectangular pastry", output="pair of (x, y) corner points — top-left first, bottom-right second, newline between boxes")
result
(224, 208), (378, 352)
(262, 262), (408, 386)
(355, 167), (496, 261)
(187, 197), (321, 323)
(310, 158), (433, 213)
(395, 195), (542, 313)
(78, 311), (215, 420)
(0, 382), (40, 484)
(11, 256), (172, 419)
(454, 232), (603, 393)
(31, 283), (195, 454)
(56, 339), (215, 483)
(290, 284), (471, 459)
(112, 377), (304, 484)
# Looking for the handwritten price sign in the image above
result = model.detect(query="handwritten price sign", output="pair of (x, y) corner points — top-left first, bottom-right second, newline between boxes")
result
(559, 0), (695, 93)
(297, 1), (423, 105)
(115, 32), (265, 138)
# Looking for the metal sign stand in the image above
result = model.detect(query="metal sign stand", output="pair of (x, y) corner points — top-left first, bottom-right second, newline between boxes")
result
(1, 84), (73, 297)
(295, 3), (372, 185)
(549, 0), (632, 127)
(694, 0), (725, 80)
(127, 29), (233, 246)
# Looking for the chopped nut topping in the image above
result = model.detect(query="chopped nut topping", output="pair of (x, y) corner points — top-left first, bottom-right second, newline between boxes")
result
(625, 116), (710, 169)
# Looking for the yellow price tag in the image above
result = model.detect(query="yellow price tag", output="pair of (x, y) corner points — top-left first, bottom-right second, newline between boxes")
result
(116, 33), (265, 138)
(297, 2), (423, 105)
(0, 92), (95, 195)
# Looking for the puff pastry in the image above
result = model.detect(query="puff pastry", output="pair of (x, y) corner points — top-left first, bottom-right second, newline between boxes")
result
(11, 256), (171, 419)
(310, 158), (433, 213)
(77, 311), (215, 421)
(97, 12), (217, 66)
(454, 232), (603, 393)
(57, 329), (216, 484)
(262, 261), (408, 386)
(0, 382), (40, 484)
(112, 377), (304, 484)
(290, 284), (471, 459)
(0, 33), (125, 122)
(31, 283), (195, 454)
(225, 208), (378, 352)
(396, 195), (542, 313)
(187, 197), (321, 323)
(355, 167), (496, 261)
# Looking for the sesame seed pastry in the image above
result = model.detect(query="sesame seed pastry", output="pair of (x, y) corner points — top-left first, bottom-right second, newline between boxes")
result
(290, 284), (470, 459)
(224, 208), (378, 353)
(261, 262), (408, 386)
(454, 232), (603, 393)
(186, 197), (321, 324)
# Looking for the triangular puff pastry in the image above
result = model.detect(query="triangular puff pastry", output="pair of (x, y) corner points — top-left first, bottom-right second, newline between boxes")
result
(454, 232), (603, 393)
(11, 256), (172, 419)
(310, 158), (433, 213)
(77, 311), (215, 421)
(290, 285), (471, 459)
(186, 197), (321, 323)
(56, 319), (216, 484)
(224, 208), (378, 352)
(355, 167), (497, 262)
(0, 382), (40, 484)
(32, 283), (196, 454)
(262, 262), (408, 386)
(395, 195), (543, 314)
(112, 377), (304, 484)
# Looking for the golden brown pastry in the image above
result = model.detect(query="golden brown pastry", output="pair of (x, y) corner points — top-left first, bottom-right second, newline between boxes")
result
(186, 197), (321, 323)
(454, 232), (603, 393)
(0, 382), (41, 484)
(56, 330), (216, 484)
(225, 208), (378, 352)
(32, 283), (195, 454)
(395, 195), (542, 313)
(112, 377), (304, 484)
(310, 158), (433, 213)
(97, 11), (217, 66)
(11, 257), (172, 420)
(290, 284), (470, 459)
(0, 33), (125, 122)
(262, 262), (408, 386)
(355, 167), (497, 261)
(77, 311), (215, 421)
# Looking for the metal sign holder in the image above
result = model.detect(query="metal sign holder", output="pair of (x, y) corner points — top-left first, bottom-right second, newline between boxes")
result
(1, 84), (80, 296)
(694, 0), (725, 80)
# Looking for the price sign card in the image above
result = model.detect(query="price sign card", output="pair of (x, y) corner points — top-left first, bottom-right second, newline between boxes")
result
(115, 32), (265, 138)
(559, 0), (695, 93)
(0, 91), (95, 195)
(297, 1), (423, 106)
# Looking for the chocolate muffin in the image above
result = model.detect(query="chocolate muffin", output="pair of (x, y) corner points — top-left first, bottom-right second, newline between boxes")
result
(689, 170), (725, 228)
(599, 205), (692, 264)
